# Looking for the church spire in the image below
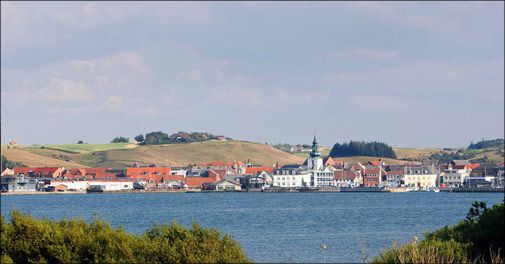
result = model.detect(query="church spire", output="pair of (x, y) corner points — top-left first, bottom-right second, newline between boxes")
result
(310, 130), (320, 158)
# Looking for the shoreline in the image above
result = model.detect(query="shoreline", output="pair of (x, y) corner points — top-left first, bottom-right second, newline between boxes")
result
(2, 188), (503, 196)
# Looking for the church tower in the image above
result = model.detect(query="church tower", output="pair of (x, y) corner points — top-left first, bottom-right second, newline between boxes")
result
(307, 133), (323, 170)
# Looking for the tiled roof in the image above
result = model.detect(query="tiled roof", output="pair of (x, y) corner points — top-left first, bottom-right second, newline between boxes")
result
(185, 176), (218, 188)
(334, 170), (358, 180)
(245, 166), (274, 174)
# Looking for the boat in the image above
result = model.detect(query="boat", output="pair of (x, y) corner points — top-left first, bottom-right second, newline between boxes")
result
(428, 187), (440, 193)
(388, 187), (408, 193)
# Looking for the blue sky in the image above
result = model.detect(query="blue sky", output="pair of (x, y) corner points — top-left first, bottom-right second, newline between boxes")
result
(1, 2), (503, 148)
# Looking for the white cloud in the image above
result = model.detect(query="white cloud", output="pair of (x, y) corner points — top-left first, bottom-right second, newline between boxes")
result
(2, 51), (148, 110)
(38, 77), (93, 103)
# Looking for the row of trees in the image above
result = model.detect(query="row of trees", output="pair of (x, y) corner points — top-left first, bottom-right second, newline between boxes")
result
(1, 211), (249, 263)
(468, 138), (504, 150)
(329, 141), (397, 158)
(137, 131), (231, 145)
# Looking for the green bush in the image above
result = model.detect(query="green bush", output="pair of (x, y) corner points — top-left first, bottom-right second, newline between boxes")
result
(373, 239), (470, 264)
(1, 211), (249, 264)
(373, 200), (504, 263)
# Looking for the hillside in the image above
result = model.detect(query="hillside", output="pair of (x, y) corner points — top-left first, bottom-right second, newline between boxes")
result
(1, 148), (87, 168)
(1, 141), (305, 168)
(393, 148), (446, 160)
(330, 156), (413, 165)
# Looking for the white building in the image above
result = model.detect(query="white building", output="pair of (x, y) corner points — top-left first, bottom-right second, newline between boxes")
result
(50, 180), (134, 192)
(273, 165), (311, 188)
(273, 135), (334, 188)
(404, 165), (438, 189)
(440, 160), (473, 188)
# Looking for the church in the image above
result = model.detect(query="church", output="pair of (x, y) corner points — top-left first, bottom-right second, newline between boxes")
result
(306, 134), (335, 187)
(272, 134), (335, 188)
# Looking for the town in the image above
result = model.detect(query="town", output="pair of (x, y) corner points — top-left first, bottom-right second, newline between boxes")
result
(1, 136), (504, 194)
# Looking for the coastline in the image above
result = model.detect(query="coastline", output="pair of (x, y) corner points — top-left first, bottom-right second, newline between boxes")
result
(2, 187), (503, 196)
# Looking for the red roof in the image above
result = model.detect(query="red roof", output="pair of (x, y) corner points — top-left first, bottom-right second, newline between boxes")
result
(369, 161), (380, 166)
(125, 167), (171, 177)
(130, 174), (184, 184)
(470, 164), (480, 170)
(13, 167), (63, 177)
(245, 166), (274, 175)
(185, 176), (219, 188)
(197, 161), (244, 167)
(334, 170), (358, 180)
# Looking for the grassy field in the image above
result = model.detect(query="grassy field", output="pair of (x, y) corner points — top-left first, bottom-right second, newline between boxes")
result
(1, 147), (87, 167)
(2, 141), (305, 168)
(393, 148), (445, 160)
(43, 143), (137, 153)
(330, 156), (412, 165)
(96, 140), (306, 167)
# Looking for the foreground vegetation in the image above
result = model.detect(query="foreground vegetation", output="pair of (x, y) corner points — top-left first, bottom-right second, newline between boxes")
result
(0, 211), (249, 264)
(373, 200), (504, 263)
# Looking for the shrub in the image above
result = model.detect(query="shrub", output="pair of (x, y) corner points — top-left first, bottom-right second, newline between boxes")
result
(373, 200), (504, 263)
(1, 211), (249, 264)
(373, 239), (470, 264)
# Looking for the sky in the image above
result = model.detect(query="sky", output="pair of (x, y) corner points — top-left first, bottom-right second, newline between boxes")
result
(1, 1), (504, 148)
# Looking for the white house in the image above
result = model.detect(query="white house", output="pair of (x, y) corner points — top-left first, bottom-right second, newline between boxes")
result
(273, 165), (311, 188)
(404, 165), (438, 189)
(440, 160), (473, 188)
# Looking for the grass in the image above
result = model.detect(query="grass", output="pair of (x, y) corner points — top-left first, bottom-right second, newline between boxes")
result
(97, 140), (306, 167)
(0, 147), (86, 168)
(330, 156), (411, 165)
(2, 141), (305, 168)
(393, 148), (446, 160)
(44, 143), (137, 154)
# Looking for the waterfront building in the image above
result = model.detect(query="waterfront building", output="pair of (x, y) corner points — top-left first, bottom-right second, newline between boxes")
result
(0, 175), (38, 192)
(362, 165), (386, 187)
(385, 169), (405, 187)
(333, 169), (361, 187)
(404, 165), (438, 189)
(469, 163), (504, 187)
(14, 167), (64, 178)
(125, 167), (174, 184)
(203, 180), (242, 191)
(244, 171), (274, 188)
(306, 135), (335, 187)
(273, 135), (335, 188)
(273, 164), (311, 188)
(439, 160), (474, 188)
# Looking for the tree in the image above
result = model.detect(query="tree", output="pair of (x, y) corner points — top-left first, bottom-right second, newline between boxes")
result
(111, 137), (129, 143)
(134, 134), (144, 143)
(77, 140), (84, 144)
(1, 155), (23, 170)
(329, 141), (397, 159)
(143, 131), (170, 145)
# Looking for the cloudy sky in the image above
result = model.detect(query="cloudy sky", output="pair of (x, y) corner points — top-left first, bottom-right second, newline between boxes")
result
(1, 2), (503, 148)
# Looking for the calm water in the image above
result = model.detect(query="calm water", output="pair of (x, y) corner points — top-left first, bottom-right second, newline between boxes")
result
(1, 192), (503, 263)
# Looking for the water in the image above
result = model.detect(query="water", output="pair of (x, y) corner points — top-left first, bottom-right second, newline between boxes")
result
(1, 192), (503, 263)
